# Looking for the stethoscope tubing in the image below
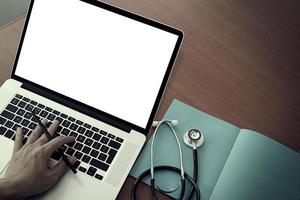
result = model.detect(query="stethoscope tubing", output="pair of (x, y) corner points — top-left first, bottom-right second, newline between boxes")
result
(131, 120), (201, 200)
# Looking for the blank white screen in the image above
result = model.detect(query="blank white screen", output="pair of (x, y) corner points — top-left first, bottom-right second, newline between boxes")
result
(15, 0), (179, 128)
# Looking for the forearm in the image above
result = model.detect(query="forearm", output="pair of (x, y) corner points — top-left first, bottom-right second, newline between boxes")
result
(0, 178), (23, 200)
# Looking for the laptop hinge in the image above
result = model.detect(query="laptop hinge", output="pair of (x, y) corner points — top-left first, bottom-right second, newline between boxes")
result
(21, 82), (132, 133)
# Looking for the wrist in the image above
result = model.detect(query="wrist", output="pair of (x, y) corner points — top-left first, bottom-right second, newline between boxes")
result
(0, 178), (24, 200)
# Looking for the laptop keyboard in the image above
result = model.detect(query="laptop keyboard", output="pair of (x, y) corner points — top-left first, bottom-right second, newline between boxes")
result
(0, 94), (124, 181)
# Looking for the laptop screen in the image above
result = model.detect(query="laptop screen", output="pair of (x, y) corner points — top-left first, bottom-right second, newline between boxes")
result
(14, 0), (180, 129)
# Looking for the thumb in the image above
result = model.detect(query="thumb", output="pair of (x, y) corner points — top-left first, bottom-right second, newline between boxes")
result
(49, 156), (77, 180)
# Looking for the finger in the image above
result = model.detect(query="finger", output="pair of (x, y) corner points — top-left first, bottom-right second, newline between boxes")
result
(13, 128), (23, 154)
(44, 136), (75, 156)
(48, 156), (77, 180)
(27, 119), (47, 144)
(36, 120), (60, 145)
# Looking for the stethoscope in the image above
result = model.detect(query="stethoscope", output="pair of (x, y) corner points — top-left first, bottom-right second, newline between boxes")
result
(131, 119), (204, 200)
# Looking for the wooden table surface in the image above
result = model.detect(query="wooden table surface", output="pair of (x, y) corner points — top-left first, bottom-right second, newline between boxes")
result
(0, 0), (299, 199)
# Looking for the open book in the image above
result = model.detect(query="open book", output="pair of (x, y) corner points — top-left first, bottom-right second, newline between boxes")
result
(130, 99), (300, 200)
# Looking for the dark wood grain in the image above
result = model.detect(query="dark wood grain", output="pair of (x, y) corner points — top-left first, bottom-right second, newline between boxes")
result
(0, 0), (300, 199)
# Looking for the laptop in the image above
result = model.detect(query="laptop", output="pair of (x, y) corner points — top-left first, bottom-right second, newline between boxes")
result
(0, 0), (183, 199)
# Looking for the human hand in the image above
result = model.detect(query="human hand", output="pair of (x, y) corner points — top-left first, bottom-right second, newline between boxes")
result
(2, 119), (76, 199)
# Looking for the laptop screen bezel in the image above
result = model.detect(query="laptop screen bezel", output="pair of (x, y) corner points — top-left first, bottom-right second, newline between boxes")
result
(11, 0), (183, 135)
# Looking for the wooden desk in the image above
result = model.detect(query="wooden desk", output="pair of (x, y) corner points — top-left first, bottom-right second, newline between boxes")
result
(0, 0), (299, 199)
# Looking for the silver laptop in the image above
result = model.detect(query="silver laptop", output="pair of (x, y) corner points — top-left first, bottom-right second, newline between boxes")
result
(0, 0), (183, 199)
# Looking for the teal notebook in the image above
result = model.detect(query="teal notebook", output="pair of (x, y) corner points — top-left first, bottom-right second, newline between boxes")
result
(130, 99), (300, 200)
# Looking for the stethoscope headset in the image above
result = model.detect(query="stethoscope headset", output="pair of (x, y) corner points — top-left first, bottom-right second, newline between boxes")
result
(131, 119), (204, 200)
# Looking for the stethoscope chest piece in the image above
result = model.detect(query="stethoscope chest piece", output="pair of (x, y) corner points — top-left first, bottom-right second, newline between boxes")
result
(183, 129), (204, 149)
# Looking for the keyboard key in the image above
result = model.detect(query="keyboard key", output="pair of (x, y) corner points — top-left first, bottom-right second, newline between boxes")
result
(6, 104), (18, 113)
(79, 166), (87, 173)
(75, 120), (83, 126)
(92, 133), (101, 141)
(4, 130), (14, 139)
(28, 122), (37, 130)
(68, 116), (75, 122)
(24, 112), (32, 119)
(20, 127), (29, 135)
(0, 126), (7, 135)
(95, 174), (103, 180)
(107, 133), (115, 140)
(100, 145), (109, 153)
(11, 98), (20, 105)
(1, 110), (15, 120)
(116, 137), (124, 143)
(45, 107), (53, 112)
(83, 123), (91, 129)
(31, 115), (40, 123)
(37, 103), (45, 109)
(77, 135), (86, 143)
(30, 100), (38, 106)
(53, 110), (60, 115)
(82, 146), (91, 154)
(62, 120), (71, 128)
(22, 127), (32, 137)
(30, 100), (37, 106)
(13, 116), (22, 123)
(12, 124), (21, 131)
(90, 159), (109, 171)
(40, 111), (48, 118)
(98, 153), (107, 161)
(17, 108), (26, 116)
(108, 148), (117, 157)
(74, 151), (83, 160)
(107, 149), (117, 164)
(47, 114), (56, 121)
(55, 117), (64, 123)
(33, 107), (42, 115)
(78, 127), (86, 134)
(60, 113), (68, 119)
(33, 107), (41, 115)
(74, 161), (81, 169)
(87, 166), (97, 176)
(61, 145), (68, 153)
(0, 116), (7, 125)
(23, 97), (30, 102)
(92, 141), (101, 150)
(92, 127), (99, 132)
(15, 94), (23, 99)
(99, 130), (107, 136)
(69, 131), (78, 138)
(17, 101), (26, 108)
(85, 130), (93, 137)
(4, 121), (14, 128)
(108, 140), (121, 150)
(69, 123), (78, 131)
(90, 149), (99, 158)
(82, 155), (91, 163)
(100, 137), (109, 144)
(66, 148), (75, 156)
(61, 128), (70, 136)
(106, 156), (113, 164)
(74, 143), (83, 151)
(25, 104), (34, 112)
(84, 138), (93, 146)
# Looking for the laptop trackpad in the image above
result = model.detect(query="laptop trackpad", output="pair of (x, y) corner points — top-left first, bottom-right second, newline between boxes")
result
(0, 136), (14, 177)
